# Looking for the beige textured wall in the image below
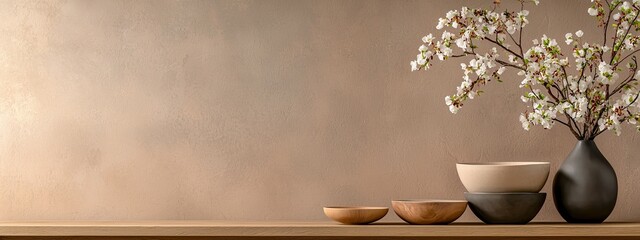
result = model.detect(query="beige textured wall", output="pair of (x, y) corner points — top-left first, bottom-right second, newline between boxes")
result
(0, 0), (638, 222)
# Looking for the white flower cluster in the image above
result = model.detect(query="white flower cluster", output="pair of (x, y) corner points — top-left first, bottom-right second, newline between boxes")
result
(517, 0), (640, 138)
(446, 48), (504, 113)
(410, 5), (532, 113)
(598, 87), (640, 135)
(412, 0), (640, 139)
(612, 1), (640, 54)
(518, 35), (566, 130)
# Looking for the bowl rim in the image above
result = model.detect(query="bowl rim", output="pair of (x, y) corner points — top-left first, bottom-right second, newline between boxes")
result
(391, 199), (467, 203)
(456, 161), (550, 166)
(323, 206), (389, 210)
(463, 192), (547, 195)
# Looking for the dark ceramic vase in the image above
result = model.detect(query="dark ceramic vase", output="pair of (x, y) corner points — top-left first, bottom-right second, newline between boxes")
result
(553, 140), (617, 223)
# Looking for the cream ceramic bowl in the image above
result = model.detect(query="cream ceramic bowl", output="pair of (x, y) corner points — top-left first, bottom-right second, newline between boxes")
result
(456, 162), (550, 193)
(323, 207), (388, 224)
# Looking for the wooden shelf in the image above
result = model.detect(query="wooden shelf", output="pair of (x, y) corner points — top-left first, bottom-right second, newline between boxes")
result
(0, 221), (638, 239)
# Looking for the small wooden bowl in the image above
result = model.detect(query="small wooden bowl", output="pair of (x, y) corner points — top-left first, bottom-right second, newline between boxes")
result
(392, 200), (467, 225)
(323, 207), (388, 224)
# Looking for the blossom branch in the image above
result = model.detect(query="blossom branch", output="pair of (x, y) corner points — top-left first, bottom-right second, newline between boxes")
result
(410, 1), (640, 139)
(591, 57), (639, 136)
(496, 59), (525, 70)
(554, 117), (583, 139)
(486, 37), (524, 60)
(611, 5), (639, 65)
(592, 91), (640, 138)
(518, 1), (525, 57)
(614, 48), (640, 68)
(602, 0), (617, 47)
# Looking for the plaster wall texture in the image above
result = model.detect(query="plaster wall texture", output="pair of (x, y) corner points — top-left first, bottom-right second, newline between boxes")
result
(0, 0), (638, 221)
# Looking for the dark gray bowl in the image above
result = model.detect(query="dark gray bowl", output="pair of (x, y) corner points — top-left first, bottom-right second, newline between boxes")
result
(464, 192), (546, 224)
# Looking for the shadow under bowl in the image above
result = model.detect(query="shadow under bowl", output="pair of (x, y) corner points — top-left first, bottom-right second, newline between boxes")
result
(323, 207), (388, 225)
(391, 200), (467, 225)
(464, 192), (546, 224)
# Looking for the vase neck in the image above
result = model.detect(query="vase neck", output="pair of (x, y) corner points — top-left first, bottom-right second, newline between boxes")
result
(568, 140), (605, 163)
(576, 140), (598, 148)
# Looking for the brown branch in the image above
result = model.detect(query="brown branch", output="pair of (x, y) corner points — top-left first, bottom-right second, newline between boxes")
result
(602, 1), (615, 46)
(451, 51), (475, 58)
(451, 51), (525, 72)
(567, 113), (583, 138)
(544, 85), (561, 102)
(518, 1), (524, 58)
(557, 116), (582, 139)
(591, 92), (640, 139)
(590, 103), (609, 138)
(560, 66), (571, 98)
(485, 37), (524, 60)
(496, 59), (525, 70)
(530, 82), (582, 139)
(508, 31), (520, 49)
(610, 75), (636, 96)
(551, 83), (567, 100)
(611, 8), (639, 65)
(553, 118), (571, 128)
(614, 48), (640, 69)
(611, 57), (638, 97)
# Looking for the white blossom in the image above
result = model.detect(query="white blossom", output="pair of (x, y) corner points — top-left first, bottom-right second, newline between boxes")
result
(422, 34), (434, 44)
(620, 1), (632, 12)
(436, 18), (447, 29)
(410, 61), (418, 71)
(455, 38), (468, 50)
(520, 114), (531, 130)
(597, 61), (618, 84)
(446, 10), (458, 20)
(449, 105), (459, 114)
(410, 2), (640, 138)
(416, 54), (427, 65)
(565, 33), (573, 45)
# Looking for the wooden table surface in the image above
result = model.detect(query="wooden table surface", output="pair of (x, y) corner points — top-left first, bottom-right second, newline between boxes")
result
(0, 221), (638, 239)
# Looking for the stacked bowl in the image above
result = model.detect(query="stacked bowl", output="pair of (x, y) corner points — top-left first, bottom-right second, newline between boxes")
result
(456, 162), (550, 224)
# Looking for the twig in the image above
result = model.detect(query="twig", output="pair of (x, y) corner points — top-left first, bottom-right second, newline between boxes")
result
(591, 92), (640, 138)
(485, 37), (525, 60)
(496, 59), (526, 70)
(610, 7), (639, 65)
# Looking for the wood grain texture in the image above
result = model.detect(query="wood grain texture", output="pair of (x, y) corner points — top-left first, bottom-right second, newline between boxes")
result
(3, 237), (640, 240)
(0, 221), (638, 237)
(323, 207), (388, 224)
(391, 200), (467, 224)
